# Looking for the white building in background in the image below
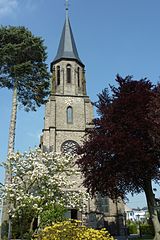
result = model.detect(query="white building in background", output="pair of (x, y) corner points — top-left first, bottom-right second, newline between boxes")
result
(125, 205), (147, 221)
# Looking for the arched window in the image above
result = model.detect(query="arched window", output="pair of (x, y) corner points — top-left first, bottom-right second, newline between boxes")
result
(57, 66), (60, 85)
(66, 64), (71, 83)
(77, 67), (80, 87)
(67, 106), (73, 123)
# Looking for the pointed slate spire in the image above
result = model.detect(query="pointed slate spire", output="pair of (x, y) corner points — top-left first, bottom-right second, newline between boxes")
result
(51, 6), (84, 68)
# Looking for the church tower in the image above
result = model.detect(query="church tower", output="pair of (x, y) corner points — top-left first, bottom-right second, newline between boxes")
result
(41, 3), (125, 235)
(41, 4), (93, 154)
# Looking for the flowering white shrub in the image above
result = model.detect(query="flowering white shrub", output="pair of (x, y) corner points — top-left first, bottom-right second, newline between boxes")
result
(0, 148), (88, 222)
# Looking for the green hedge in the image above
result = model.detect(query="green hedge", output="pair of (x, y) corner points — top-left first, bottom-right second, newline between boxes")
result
(128, 223), (138, 234)
(140, 224), (154, 236)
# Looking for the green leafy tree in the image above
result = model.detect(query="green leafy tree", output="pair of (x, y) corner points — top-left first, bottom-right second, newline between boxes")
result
(0, 26), (50, 156)
(39, 204), (67, 228)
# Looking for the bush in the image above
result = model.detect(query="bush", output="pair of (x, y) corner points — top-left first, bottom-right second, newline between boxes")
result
(39, 204), (67, 228)
(36, 220), (114, 240)
(140, 224), (154, 236)
(1, 221), (8, 240)
(128, 222), (138, 234)
(11, 205), (37, 239)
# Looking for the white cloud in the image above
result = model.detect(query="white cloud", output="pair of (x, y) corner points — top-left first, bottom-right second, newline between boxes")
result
(0, 0), (43, 18)
(0, 0), (18, 17)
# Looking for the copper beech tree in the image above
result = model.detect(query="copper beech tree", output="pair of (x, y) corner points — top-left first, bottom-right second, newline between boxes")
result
(77, 75), (160, 240)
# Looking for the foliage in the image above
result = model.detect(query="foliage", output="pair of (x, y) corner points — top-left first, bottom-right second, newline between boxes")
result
(39, 204), (67, 228)
(11, 204), (37, 239)
(77, 75), (160, 198)
(1, 221), (8, 240)
(127, 222), (138, 234)
(77, 75), (160, 237)
(140, 224), (154, 236)
(0, 149), (88, 237)
(0, 26), (50, 111)
(36, 220), (114, 240)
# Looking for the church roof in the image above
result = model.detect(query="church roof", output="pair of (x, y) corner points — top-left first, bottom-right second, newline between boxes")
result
(52, 15), (84, 66)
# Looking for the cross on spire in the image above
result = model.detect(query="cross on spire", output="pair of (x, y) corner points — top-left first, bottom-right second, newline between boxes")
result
(65, 0), (69, 10)
(65, 0), (69, 18)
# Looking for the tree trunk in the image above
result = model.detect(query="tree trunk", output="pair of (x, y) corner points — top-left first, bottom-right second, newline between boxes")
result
(2, 87), (18, 239)
(29, 217), (35, 234)
(8, 86), (18, 157)
(144, 180), (160, 240)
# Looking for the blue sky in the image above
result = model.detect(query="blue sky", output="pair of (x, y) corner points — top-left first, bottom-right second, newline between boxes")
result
(0, 0), (160, 208)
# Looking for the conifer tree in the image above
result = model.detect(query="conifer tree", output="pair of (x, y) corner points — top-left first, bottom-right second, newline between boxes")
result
(0, 26), (50, 239)
(0, 26), (50, 156)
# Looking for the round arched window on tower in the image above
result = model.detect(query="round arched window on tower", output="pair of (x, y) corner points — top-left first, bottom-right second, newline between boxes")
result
(57, 66), (60, 85)
(61, 140), (79, 154)
(66, 64), (71, 83)
(67, 106), (73, 124)
(77, 67), (80, 87)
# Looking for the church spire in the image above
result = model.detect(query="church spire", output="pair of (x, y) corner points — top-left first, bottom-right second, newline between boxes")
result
(51, 1), (84, 69)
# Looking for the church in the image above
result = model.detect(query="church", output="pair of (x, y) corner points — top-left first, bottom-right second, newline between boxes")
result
(41, 3), (125, 236)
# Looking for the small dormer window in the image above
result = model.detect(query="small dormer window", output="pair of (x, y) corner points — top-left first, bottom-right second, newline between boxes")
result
(67, 106), (73, 123)
(66, 64), (71, 83)
(77, 67), (80, 87)
(57, 66), (60, 85)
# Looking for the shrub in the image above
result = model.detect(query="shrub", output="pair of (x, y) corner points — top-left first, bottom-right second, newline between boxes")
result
(36, 220), (114, 240)
(128, 222), (138, 234)
(39, 204), (67, 228)
(1, 221), (8, 240)
(140, 224), (154, 236)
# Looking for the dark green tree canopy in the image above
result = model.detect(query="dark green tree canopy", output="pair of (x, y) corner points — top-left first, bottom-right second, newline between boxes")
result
(0, 26), (50, 111)
(77, 75), (160, 199)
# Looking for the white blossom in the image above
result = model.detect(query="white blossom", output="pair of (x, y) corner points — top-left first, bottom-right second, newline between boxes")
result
(0, 148), (87, 217)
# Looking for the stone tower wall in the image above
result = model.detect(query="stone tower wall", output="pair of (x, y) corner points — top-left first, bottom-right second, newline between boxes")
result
(41, 16), (125, 234)
(52, 61), (86, 96)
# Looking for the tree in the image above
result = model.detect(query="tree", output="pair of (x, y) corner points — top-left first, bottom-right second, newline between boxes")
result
(77, 75), (160, 240)
(0, 26), (50, 156)
(39, 204), (67, 228)
(0, 25), (50, 239)
(0, 148), (87, 238)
